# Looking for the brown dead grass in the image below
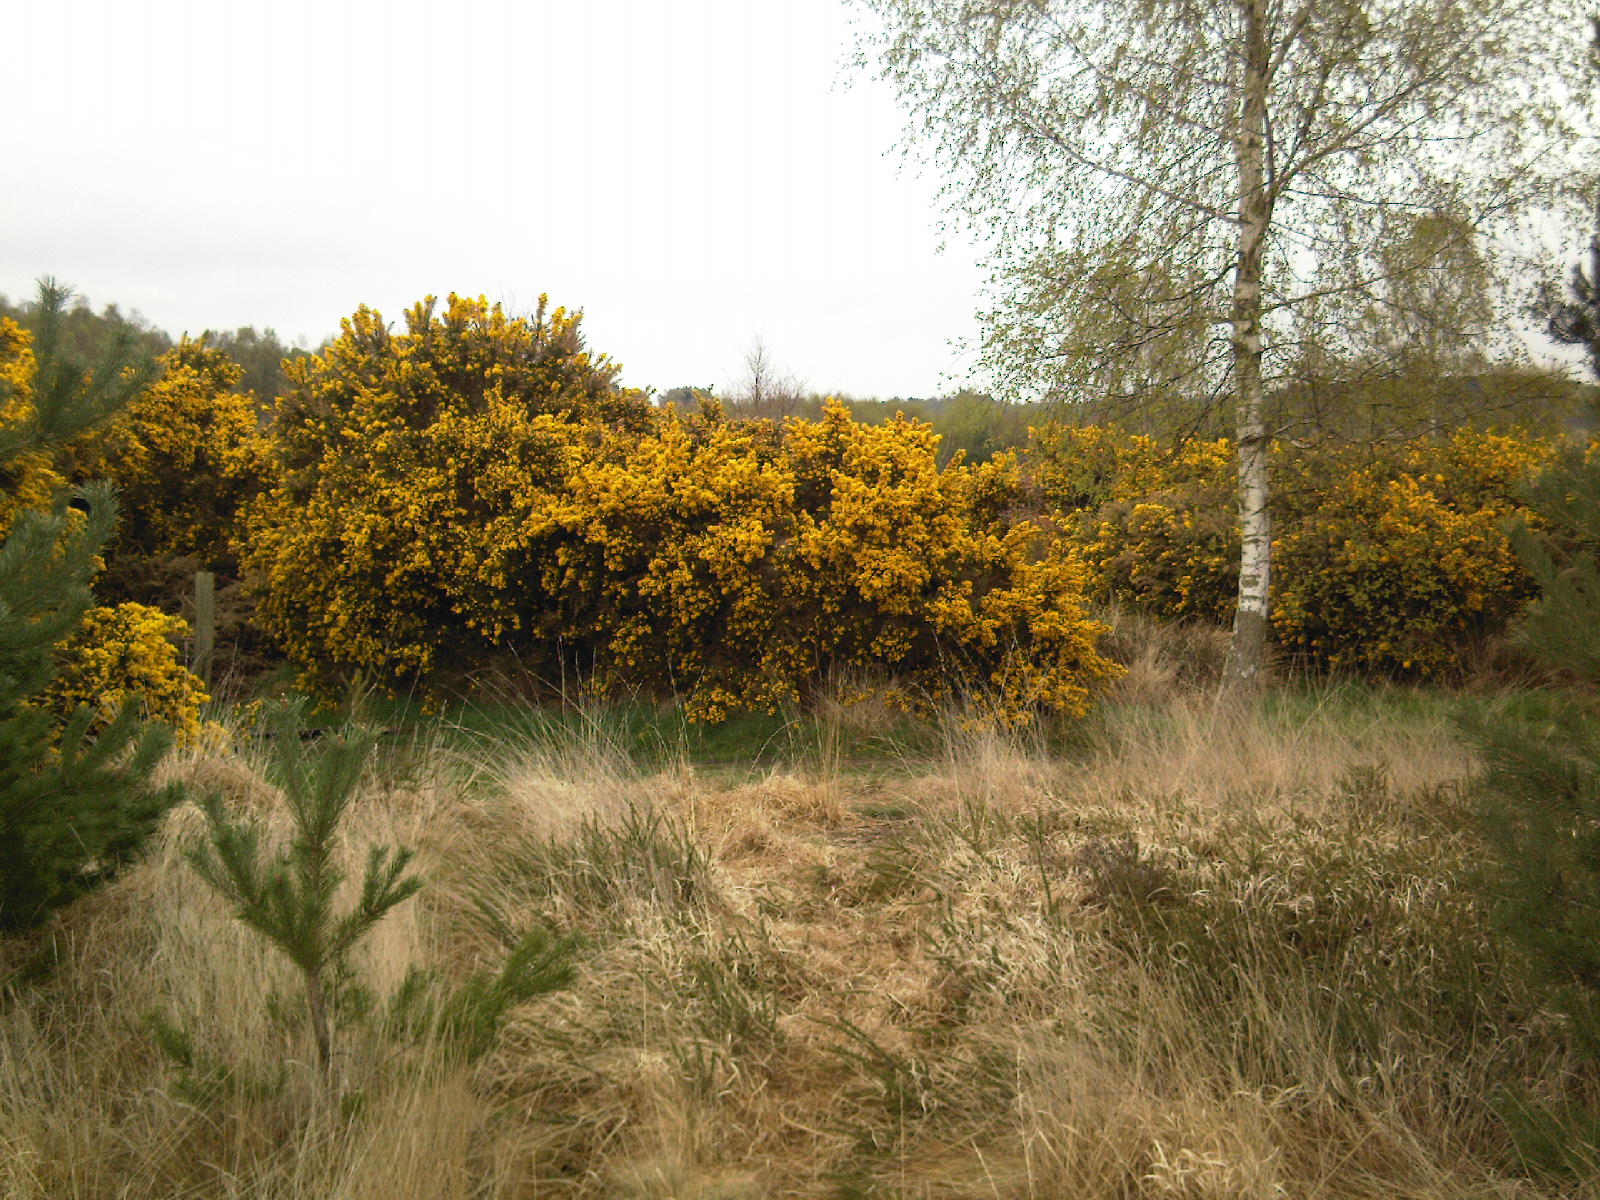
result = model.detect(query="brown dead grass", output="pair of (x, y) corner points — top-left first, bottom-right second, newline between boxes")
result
(0, 692), (1592, 1198)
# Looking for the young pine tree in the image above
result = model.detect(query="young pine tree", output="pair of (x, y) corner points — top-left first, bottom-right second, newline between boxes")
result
(1479, 109), (1600, 1042)
(186, 703), (420, 1079)
(1473, 452), (1600, 1042)
(1469, 202), (1600, 1169)
(186, 701), (580, 1084)
(1467, 436), (1600, 1175)
(0, 280), (179, 933)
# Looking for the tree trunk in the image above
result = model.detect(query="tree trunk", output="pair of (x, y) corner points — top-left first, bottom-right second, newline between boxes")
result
(305, 964), (333, 1080)
(1223, 0), (1273, 688)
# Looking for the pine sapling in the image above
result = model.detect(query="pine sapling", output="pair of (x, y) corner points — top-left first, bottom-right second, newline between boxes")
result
(186, 703), (421, 1081)
(1467, 423), (1600, 1174)
(0, 279), (178, 933)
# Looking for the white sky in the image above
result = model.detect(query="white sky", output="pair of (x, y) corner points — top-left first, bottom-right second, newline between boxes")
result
(3, 0), (986, 399)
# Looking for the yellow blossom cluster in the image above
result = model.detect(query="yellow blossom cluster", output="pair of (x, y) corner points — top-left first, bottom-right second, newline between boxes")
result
(1271, 434), (1550, 676)
(37, 603), (210, 745)
(245, 293), (644, 686)
(244, 299), (1120, 721)
(565, 402), (1119, 722)
(63, 337), (266, 569)
(0, 319), (66, 536)
(1029, 424), (1553, 678)
(1027, 424), (1241, 623)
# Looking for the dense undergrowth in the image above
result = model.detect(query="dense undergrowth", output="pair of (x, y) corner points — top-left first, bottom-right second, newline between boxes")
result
(2, 682), (1595, 1199)
(4, 295), (1572, 732)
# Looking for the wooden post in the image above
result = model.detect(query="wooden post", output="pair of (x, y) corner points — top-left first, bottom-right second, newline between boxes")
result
(194, 570), (216, 688)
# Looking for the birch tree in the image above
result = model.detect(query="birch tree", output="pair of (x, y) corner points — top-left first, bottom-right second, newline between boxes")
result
(857, 0), (1587, 683)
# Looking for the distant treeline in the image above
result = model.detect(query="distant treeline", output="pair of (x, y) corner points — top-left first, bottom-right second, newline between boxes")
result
(5, 291), (1586, 470)
(0, 291), (309, 405)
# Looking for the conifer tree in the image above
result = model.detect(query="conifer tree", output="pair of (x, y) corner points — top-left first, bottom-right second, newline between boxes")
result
(1467, 429), (1600, 1174)
(185, 701), (580, 1083)
(1469, 200), (1600, 1169)
(0, 279), (179, 932)
(186, 704), (419, 1079)
(1473, 451), (1600, 1046)
(1536, 19), (1600, 382)
(1476, 19), (1600, 1046)
(1541, 224), (1600, 383)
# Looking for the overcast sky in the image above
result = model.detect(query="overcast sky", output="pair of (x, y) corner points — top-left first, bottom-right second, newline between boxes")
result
(4, 0), (986, 399)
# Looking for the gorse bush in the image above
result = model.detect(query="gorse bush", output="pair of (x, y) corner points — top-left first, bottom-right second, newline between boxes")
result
(245, 293), (652, 686)
(1029, 423), (1549, 677)
(61, 335), (266, 577)
(568, 402), (1119, 721)
(1027, 424), (1242, 628)
(245, 291), (1554, 707)
(63, 280), (1538, 705)
(1272, 434), (1543, 676)
(38, 602), (210, 746)
(245, 298), (1120, 722)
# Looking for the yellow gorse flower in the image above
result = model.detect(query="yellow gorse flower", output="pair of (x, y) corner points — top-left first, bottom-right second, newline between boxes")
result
(38, 603), (210, 745)
(1028, 422), (1555, 679)
(246, 303), (1121, 723)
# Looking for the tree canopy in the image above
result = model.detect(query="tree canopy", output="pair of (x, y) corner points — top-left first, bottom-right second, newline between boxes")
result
(857, 0), (1589, 680)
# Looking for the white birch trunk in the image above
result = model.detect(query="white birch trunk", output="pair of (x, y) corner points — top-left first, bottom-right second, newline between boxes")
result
(1223, 0), (1273, 686)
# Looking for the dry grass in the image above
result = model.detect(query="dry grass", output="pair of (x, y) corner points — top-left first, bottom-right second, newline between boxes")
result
(1097, 605), (1232, 705)
(1, 690), (1594, 1198)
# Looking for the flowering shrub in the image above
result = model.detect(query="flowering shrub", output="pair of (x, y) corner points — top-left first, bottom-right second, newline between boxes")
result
(1028, 424), (1553, 678)
(1026, 423), (1215, 513)
(1270, 434), (1549, 676)
(246, 306), (1120, 721)
(566, 403), (1119, 721)
(245, 293), (647, 685)
(63, 337), (266, 570)
(1028, 425), (1238, 624)
(37, 603), (210, 746)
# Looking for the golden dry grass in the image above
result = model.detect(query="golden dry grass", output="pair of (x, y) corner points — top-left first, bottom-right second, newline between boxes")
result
(1, 691), (1594, 1198)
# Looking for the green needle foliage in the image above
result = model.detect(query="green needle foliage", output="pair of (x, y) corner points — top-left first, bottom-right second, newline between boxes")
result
(0, 278), (157, 461)
(385, 911), (581, 1065)
(0, 279), (178, 933)
(1474, 444), (1600, 1040)
(1511, 450), (1600, 683)
(186, 702), (580, 1085)
(1468, 432), (1600, 1175)
(187, 702), (422, 1079)
(436, 922), (578, 1060)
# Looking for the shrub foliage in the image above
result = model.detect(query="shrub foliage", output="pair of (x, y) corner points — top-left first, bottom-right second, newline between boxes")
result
(13, 279), (1559, 714)
(567, 402), (1118, 721)
(245, 297), (1121, 721)
(245, 293), (650, 684)
(1029, 424), (1549, 678)
(62, 336), (266, 574)
(39, 602), (210, 745)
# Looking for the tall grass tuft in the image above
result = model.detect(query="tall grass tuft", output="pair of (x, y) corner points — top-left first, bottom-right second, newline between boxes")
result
(0, 688), (1588, 1197)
